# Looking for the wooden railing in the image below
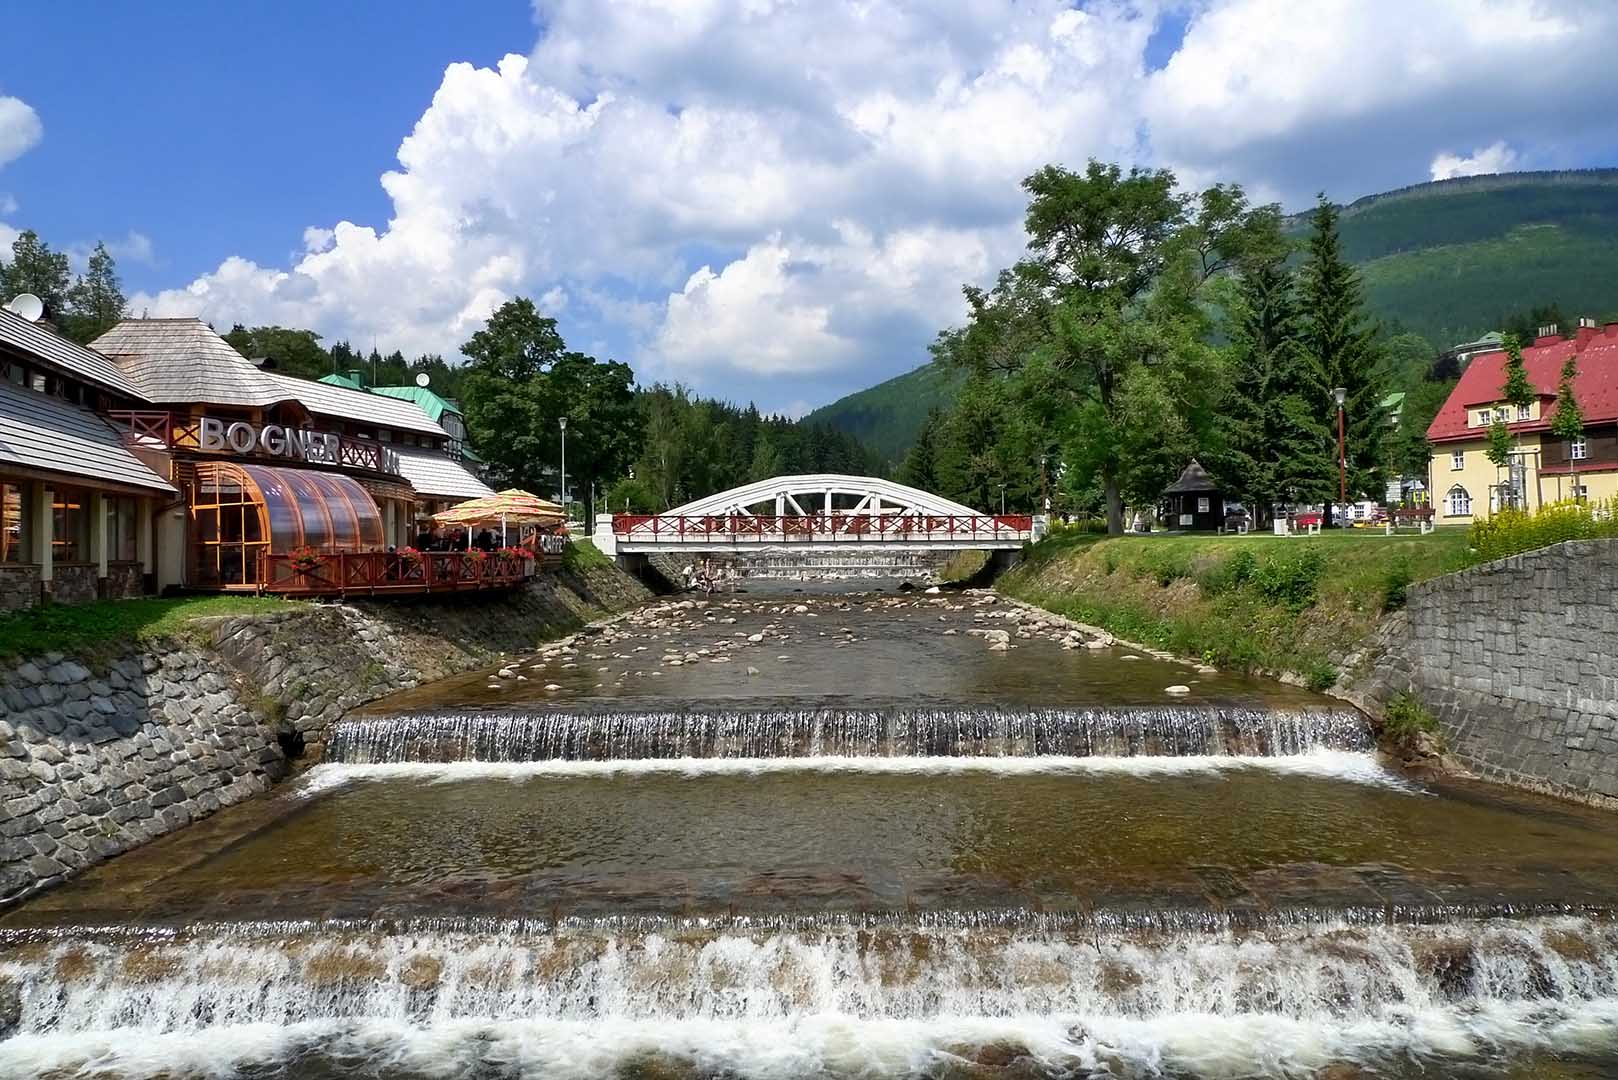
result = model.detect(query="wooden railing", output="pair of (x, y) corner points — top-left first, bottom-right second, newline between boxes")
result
(257, 550), (537, 596)
(611, 513), (1034, 543)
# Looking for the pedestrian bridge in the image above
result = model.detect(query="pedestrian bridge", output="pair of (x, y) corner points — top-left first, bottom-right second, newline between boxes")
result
(594, 474), (1035, 554)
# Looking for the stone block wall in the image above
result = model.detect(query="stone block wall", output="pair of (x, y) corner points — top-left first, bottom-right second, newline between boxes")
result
(1396, 539), (1618, 806)
(103, 562), (146, 600)
(0, 563), (651, 904)
(45, 565), (97, 604)
(0, 567), (39, 612)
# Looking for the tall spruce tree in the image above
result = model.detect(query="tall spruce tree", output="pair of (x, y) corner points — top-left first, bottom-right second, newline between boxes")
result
(62, 241), (127, 343)
(897, 408), (943, 492)
(1218, 257), (1332, 522)
(1300, 196), (1388, 520)
(0, 230), (72, 315)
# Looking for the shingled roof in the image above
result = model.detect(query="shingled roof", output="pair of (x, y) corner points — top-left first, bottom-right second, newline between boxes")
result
(91, 318), (290, 407)
(267, 372), (449, 438)
(0, 308), (145, 399)
(0, 379), (175, 494)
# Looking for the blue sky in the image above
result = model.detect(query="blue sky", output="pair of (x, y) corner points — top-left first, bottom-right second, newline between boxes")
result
(2, 1), (1616, 416)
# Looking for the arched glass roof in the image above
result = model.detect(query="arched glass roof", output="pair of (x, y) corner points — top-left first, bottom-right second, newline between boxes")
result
(207, 462), (384, 552)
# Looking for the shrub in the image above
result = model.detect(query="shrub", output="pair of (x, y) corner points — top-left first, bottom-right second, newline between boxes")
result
(1468, 498), (1618, 564)
(1381, 557), (1414, 611)
(1303, 661), (1338, 692)
(1139, 547), (1195, 587)
(1252, 545), (1327, 612)
(1382, 692), (1441, 745)
(1197, 547), (1258, 594)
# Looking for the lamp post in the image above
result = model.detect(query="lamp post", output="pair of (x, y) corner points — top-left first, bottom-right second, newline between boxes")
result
(998, 483), (1007, 516)
(1332, 387), (1348, 513)
(558, 416), (568, 519)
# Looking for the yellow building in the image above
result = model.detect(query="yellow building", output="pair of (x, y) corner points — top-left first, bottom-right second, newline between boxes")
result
(1427, 322), (1618, 523)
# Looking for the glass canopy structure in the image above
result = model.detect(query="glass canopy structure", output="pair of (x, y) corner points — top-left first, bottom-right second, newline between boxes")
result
(191, 462), (384, 586)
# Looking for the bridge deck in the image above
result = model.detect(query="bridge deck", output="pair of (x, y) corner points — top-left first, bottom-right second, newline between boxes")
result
(606, 513), (1033, 552)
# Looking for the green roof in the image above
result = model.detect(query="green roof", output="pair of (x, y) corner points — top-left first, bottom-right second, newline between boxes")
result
(318, 372), (365, 390)
(368, 384), (463, 422)
(1381, 391), (1406, 410)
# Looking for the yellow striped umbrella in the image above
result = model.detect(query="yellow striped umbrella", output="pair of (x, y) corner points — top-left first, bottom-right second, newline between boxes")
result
(431, 489), (564, 544)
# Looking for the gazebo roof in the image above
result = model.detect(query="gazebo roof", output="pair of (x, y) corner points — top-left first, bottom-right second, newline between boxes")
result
(1164, 459), (1219, 495)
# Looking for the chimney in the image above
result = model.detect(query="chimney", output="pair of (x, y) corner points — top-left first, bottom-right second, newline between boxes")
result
(1535, 323), (1561, 346)
(1576, 318), (1599, 349)
(348, 368), (366, 387)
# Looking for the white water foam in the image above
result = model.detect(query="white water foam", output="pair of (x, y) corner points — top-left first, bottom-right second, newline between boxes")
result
(4, 1003), (1618, 1079)
(292, 748), (1418, 797)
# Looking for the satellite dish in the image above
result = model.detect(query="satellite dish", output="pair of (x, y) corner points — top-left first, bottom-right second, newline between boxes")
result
(414, 372), (431, 388)
(4, 293), (44, 322)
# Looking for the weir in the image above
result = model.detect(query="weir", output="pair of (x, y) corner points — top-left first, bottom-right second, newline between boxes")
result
(5, 589), (1618, 1078)
(327, 704), (1372, 763)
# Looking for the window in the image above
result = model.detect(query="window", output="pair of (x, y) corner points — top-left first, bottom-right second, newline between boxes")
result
(1451, 449), (1465, 471)
(1445, 485), (1472, 517)
(1570, 436), (1588, 461)
(1, 483), (25, 563)
(1197, 497), (1210, 513)
(51, 488), (89, 562)
(1494, 407), (1509, 423)
(1573, 483), (1589, 504)
(1517, 404), (1532, 421)
(105, 496), (138, 562)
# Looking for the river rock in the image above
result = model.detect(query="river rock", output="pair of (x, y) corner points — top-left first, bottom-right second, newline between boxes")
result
(1164, 685), (1191, 695)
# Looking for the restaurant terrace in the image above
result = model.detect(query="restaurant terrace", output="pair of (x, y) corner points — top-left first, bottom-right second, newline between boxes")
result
(0, 304), (557, 609)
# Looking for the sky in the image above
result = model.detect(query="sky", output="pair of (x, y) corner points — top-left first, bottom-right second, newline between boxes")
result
(3, 0), (1617, 417)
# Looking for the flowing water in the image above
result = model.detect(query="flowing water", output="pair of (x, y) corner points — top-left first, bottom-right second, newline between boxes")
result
(3, 589), (1617, 1079)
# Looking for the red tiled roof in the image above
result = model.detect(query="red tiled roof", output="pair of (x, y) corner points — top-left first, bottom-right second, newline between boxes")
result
(1427, 323), (1618, 443)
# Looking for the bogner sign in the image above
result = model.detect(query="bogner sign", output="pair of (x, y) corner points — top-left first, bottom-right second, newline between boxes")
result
(198, 416), (402, 474)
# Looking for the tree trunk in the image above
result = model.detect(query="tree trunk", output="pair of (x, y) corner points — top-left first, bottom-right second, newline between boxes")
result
(1105, 474), (1124, 536)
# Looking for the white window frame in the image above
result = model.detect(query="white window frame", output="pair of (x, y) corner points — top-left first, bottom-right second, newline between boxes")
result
(1445, 485), (1472, 517)
(1570, 436), (1588, 461)
(1494, 407), (1509, 423)
(1450, 449), (1465, 471)
(1516, 403), (1532, 421)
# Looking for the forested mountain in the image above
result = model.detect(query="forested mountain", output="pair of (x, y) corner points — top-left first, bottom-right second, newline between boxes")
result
(811, 169), (1618, 461)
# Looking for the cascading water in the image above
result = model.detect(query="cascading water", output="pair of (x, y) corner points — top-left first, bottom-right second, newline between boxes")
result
(326, 704), (1371, 763)
(4, 917), (1617, 1077)
(6, 591), (1618, 1079)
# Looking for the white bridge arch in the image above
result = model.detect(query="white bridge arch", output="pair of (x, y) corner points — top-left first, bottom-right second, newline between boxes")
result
(597, 473), (1035, 554)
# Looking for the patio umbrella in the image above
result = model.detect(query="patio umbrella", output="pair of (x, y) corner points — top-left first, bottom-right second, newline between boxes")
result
(432, 489), (564, 545)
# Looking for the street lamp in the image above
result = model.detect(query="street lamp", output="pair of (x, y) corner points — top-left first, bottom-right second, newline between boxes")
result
(998, 482), (1007, 516)
(1332, 387), (1348, 510)
(558, 416), (568, 518)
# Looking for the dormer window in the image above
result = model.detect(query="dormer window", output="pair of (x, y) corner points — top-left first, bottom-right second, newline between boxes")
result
(1571, 436), (1588, 461)
(1516, 404), (1531, 421)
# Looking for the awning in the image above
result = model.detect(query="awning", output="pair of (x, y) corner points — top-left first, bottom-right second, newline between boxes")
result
(431, 488), (563, 527)
(393, 444), (493, 501)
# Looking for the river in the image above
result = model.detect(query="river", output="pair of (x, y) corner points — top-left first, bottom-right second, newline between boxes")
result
(2, 587), (1616, 1078)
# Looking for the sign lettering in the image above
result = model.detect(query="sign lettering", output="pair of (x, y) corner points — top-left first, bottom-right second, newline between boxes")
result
(194, 415), (401, 475)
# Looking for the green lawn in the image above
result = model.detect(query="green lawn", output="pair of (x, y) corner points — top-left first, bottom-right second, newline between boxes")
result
(1000, 528), (1472, 687)
(0, 594), (305, 662)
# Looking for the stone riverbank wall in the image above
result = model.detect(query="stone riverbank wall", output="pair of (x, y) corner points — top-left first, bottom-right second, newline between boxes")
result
(1358, 538), (1618, 808)
(0, 563), (651, 904)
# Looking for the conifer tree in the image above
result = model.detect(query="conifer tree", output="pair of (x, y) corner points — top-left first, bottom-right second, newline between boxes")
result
(897, 408), (942, 492)
(1300, 196), (1388, 519)
(63, 241), (127, 343)
(1549, 353), (1585, 495)
(1218, 257), (1333, 522)
(0, 230), (72, 315)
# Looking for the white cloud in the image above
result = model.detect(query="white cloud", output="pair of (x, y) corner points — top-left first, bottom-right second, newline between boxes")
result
(0, 95), (42, 170)
(125, 1), (1618, 410)
(302, 226), (335, 253)
(1430, 140), (1519, 181)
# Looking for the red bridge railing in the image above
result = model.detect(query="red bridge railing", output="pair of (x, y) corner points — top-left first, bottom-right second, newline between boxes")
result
(258, 550), (542, 596)
(611, 513), (1033, 543)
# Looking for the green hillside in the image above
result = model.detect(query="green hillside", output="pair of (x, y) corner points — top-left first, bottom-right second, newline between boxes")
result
(801, 361), (964, 469)
(809, 169), (1618, 462)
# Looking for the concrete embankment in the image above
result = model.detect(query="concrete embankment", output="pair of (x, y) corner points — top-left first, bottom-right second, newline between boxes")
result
(0, 564), (650, 904)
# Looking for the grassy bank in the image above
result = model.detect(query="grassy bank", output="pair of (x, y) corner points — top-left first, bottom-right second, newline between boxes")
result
(0, 595), (302, 661)
(999, 529), (1471, 687)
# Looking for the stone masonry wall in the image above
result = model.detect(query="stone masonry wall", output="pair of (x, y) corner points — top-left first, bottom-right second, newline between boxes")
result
(1363, 539), (1618, 807)
(0, 563), (651, 904)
